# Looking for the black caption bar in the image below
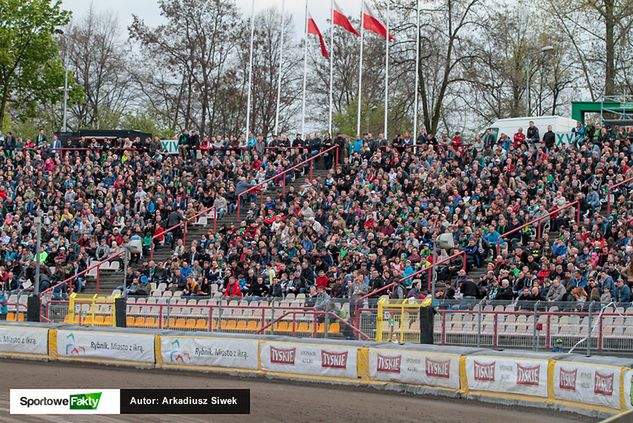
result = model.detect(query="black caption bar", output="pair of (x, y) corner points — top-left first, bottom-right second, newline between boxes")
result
(120, 389), (250, 414)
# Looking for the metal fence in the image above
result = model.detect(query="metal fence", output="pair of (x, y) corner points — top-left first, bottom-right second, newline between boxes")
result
(35, 295), (633, 355)
(43, 295), (361, 340)
(423, 300), (630, 355)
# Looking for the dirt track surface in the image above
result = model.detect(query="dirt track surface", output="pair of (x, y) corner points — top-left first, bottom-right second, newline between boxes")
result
(0, 360), (594, 423)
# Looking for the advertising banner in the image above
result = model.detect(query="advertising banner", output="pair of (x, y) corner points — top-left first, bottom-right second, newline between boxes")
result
(553, 361), (621, 410)
(260, 341), (357, 379)
(160, 336), (258, 370)
(0, 326), (48, 356)
(56, 330), (154, 364)
(160, 140), (178, 154)
(465, 356), (548, 398)
(625, 369), (633, 410)
(368, 348), (461, 390)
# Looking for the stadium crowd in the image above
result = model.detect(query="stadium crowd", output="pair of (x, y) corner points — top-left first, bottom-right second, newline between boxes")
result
(0, 121), (633, 312)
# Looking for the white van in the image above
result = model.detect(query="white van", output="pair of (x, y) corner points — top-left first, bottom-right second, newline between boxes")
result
(481, 115), (579, 146)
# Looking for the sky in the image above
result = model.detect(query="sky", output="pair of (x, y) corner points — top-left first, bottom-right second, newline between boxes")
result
(61, 0), (365, 37)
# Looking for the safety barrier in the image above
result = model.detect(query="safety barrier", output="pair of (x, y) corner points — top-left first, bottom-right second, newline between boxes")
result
(496, 201), (581, 256)
(0, 322), (631, 418)
(606, 175), (633, 217)
(236, 144), (339, 219)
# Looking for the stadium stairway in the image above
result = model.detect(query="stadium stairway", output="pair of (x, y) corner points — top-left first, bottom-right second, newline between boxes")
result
(82, 167), (331, 295)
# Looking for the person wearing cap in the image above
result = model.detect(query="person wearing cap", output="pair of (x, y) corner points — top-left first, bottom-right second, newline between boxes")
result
(551, 338), (565, 352)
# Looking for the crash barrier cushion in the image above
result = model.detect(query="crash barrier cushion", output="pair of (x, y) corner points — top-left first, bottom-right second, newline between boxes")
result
(0, 322), (631, 418)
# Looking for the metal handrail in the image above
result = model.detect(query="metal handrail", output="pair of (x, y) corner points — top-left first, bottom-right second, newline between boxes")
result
(237, 145), (339, 219)
(606, 176), (633, 216)
(496, 201), (581, 256)
(354, 251), (467, 310)
(39, 251), (125, 299)
(149, 206), (217, 259)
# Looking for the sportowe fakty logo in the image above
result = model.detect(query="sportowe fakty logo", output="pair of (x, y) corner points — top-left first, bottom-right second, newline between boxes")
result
(20, 392), (102, 410)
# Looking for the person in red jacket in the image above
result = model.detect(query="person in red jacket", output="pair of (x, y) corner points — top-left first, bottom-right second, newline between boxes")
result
(451, 132), (463, 151)
(315, 270), (329, 290)
(224, 276), (243, 298)
(513, 127), (526, 149)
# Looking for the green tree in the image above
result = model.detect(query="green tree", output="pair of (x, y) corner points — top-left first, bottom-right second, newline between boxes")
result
(0, 0), (71, 131)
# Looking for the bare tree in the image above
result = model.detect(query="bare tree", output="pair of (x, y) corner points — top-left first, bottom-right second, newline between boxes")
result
(64, 6), (133, 129)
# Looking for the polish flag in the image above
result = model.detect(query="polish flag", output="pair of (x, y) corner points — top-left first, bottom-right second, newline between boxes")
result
(308, 14), (329, 59)
(363, 1), (394, 41)
(333, 0), (360, 36)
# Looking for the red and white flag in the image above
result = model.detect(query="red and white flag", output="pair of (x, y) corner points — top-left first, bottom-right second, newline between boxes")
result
(307, 14), (329, 59)
(333, 0), (360, 36)
(362, 0), (394, 41)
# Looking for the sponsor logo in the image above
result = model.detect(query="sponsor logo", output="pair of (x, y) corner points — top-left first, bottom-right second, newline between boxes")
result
(594, 372), (614, 396)
(321, 350), (348, 369)
(425, 358), (451, 379)
(516, 365), (540, 386)
(166, 339), (191, 364)
(270, 346), (296, 365)
(473, 361), (495, 381)
(376, 354), (401, 373)
(69, 393), (102, 410)
(559, 368), (577, 391)
(64, 333), (85, 356)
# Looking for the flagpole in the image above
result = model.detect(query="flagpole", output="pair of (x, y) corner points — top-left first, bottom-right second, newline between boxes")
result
(274, 0), (286, 136)
(301, 0), (309, 138)
(383, 1), (389, 141)
(328, 0), (334, 136)
(412, 0), (420, 147)
(245, 0), (256, 140)
(356, 1), (365, 137)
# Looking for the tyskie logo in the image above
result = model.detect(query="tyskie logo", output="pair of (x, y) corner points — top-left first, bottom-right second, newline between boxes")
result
(559, 368), (577, 391)
(270, 346), (296, 365)
(516, 365), (540, 386)
(473, 361), (495, 381)
(376, 354), (401, 373)
(594, 372), (614, 396)
(425, 358), (450, 379)
(321, 350), (348, 369)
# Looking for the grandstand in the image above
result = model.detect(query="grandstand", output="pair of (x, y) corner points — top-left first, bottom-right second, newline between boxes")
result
(1, 127), (632, 357)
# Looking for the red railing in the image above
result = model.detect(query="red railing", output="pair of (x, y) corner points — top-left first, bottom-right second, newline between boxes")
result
(352, 251), (467, 332)
(258, 308), (370, 340)
(606, 176), (633, 217)
(496, 201), (581, 256)
(237, 145), (339, 219)
(149, 207), (217, 259)
(59, 300), (364, 338)
(39, 251), (125, 301)
(355, 250), (467, 304)
(433, 306), (615, 352)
